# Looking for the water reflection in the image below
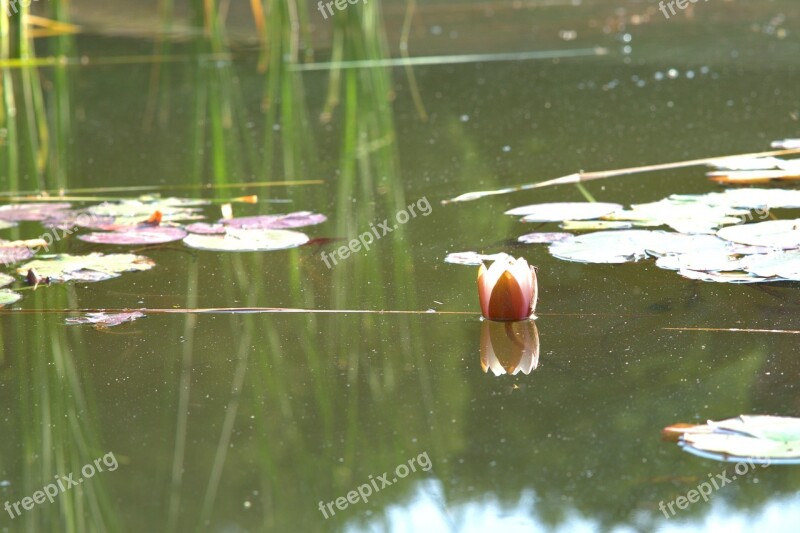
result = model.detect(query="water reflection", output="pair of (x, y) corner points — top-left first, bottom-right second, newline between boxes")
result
(479, 320), (540, 376)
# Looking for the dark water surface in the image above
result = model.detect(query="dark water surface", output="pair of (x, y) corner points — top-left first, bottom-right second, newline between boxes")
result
(1, 1), (799, 531)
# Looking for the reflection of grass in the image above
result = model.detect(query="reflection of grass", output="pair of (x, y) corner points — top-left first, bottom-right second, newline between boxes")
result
(5, 288), (120, 531)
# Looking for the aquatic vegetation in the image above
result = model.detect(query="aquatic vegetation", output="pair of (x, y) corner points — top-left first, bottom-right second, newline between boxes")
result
(664, 416), (800, 464)
(182, 228), (309, 252)
(477, 255), (538, 321)
(0, 288), (20, 306)
(78, 226), (188, 245)
(65, 311), (145, 328)
(16, 253), (155, 282)
(505, 201), (622, 222)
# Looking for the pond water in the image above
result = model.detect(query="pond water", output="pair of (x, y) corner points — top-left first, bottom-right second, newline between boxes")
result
(1, 1), (799, 531)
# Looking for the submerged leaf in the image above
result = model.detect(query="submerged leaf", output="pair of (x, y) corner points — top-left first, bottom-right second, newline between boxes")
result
(16, 253), (155, 282)
(182, 228), (309, 252)
(667, 415), (800, 464)
(78, 226), (187, 245)
(66, 311), (145, 328)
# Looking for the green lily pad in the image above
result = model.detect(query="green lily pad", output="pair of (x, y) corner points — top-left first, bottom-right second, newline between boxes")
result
(668, 415), (800, 464)
(0, 273), (14, 288)
(506, 202), (622, 222)
(16, 253), (155, 282)
(717, 219), (800, 249)
(549, 230), (655, 263)
(0, 289), (21, 306)
(182, 228), (309, 252)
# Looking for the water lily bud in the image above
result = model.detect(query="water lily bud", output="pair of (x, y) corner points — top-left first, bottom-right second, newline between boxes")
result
(477, 255), (537, 321)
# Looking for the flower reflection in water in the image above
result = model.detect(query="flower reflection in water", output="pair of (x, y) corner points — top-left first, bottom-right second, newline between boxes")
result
(480, 320), (540, 376)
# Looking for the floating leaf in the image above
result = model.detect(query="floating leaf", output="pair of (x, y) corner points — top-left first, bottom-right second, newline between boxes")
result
(506, 202), (622, 222)
(655, 252), (746, 272)
(0, 203), (72, 222)
(222, 211), (327, 230)
(717, 219), (800, 249)
(16, 253), (155, 283)
(607, 198), (747, 234)
(674, 269), (773, 284)
(560, 220), (632, 231)
(444, 251), (510, 266)
(740, 251), (800, 281)
(0, 246), (35, 265)
(666, 415), (800, 464)
(78, 226), (187, 245)
(86, 198), (206, 226)
(182, 228), (309, 252)
(0, 220), (16, 230)
(66, 311), (145, 328)
(185, 222), (226, 234)
(772, 139), (800, 149)
(517, 232), (573, 244)
(549, 230), (655, 263)
(0, 273), (14, 287)
(673, 189), (800, 210)
(0, 289), (21, 306)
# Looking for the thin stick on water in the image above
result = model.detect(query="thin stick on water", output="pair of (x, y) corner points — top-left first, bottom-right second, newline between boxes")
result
(441, 147), (800, 204)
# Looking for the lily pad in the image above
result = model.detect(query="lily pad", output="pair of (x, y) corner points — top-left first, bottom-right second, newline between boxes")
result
(506, 202), (622, 222)
(0, 203), (72, 222)
(561, 220), (633, 231)
(66, 311), (145, 327)
(0, 246), (35, 265)
(675, 269), (773, 283)
(182, 228), (309, 252)
(16, 253), (155, 283)
(0, 220), (16, 231)
(444, 251), (510, 266)
(185, 222), (226, 234)
(717, 219), (800, 249)
(86, 199), (206, 226)
(0, 273), (14, 287)
(78, 226), (187, 245)
(222, 212), (327, 230)
(665, 415), (800, 464)
(0, 289), (21, 306)
(655, 252), (746, 272)
(740, 251), (800, 281)
(518, 232), (573, 244)
(549, 230), (655, 263)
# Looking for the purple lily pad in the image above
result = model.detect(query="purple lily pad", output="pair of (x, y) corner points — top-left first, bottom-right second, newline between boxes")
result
(0, 203), (72, 222)
(0, 246), (36, 266)
(221, 212), (326, 230)
(518, 232), (574, 244)
(78, 226), (188, 245)
(66, 311), (145, 327)
(185, 222), (226, 234)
